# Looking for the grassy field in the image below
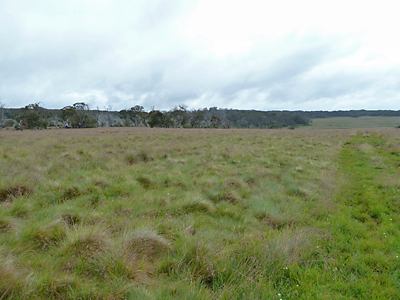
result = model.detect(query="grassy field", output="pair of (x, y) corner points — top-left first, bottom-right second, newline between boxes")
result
(1, 127), (400, 299)
(299, 116), (400, 129)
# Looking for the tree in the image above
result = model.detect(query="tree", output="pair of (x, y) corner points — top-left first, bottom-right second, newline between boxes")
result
(147, 110), (164, 128)
(12, 103), (50, 129)
(210, 114), (221, 128)
(170, 105), (190, 127)
(189, 109), (205, 128)
(162, 113), (174, 128)
(61, 102), (97, 128)
(119, 105), (147, 127)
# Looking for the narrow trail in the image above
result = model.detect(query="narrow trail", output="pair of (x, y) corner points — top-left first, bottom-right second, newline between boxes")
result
(324, 132), (400, 298)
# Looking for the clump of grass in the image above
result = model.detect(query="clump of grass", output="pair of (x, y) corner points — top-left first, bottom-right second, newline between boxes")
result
(60, 186), (81, 201)
(137, 176), (152, 189)
(243, 175), (258, 186)
(162, 178), (188, 190)
(269, 228), (324, 266)
(26, 222), (66, 250)
(122, 228), (170, 262)
(0, 217), (12, 232)
(92, 179), (109, 188)
(62, 226), (109, 260)
(40, 275), (79, 300)
(214, 202), (243, 220)
(137, 150), (153, 162)
(180, 200), (215, 215)
(0, 184), (33, 201)
(84, 249), (140, 285)
(160, 242), (219, 288)
(254, 211), (298, 229)
(60, 211), (82, 226)
(10, 201), (31, 218)
(0, 252), (24, 299)
(125, 154), (137, 165)
(86, 194), (101, 208)
(285, 186), (310, 197)
(207, 190), (241, 204)
(225, 179), (242, 188)
(126, 150), (153, 165)
(184, 225), (196, 236)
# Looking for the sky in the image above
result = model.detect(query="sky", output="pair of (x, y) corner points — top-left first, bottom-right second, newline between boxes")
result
(1, 0), (400, 111)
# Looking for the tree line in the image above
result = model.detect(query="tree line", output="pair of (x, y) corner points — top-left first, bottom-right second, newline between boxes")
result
(1, 102), (400, 130)
(0, 102), (311, 130)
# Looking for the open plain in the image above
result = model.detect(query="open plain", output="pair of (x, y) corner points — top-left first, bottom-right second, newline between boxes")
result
(1, 127), (400, 299)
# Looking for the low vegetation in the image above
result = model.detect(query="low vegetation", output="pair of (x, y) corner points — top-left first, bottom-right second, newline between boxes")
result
(300, 116), (400, 129)
(0, 127), (399, 299)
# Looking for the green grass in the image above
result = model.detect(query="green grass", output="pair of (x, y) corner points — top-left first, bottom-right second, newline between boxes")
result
(0, 127), (400, 299)
(299, 116), (400, 129)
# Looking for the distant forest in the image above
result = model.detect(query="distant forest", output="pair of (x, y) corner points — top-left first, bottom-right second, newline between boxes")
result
(1, 102), (400, 130)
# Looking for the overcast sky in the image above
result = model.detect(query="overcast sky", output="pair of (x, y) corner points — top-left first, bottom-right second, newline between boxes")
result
(1, 0), (399, 111)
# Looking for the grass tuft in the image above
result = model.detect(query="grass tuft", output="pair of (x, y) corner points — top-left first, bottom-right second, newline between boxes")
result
(61, 186), (81, 201)
(126, 150), (153, 165)
(122, 228), (170, 262)
(207, 190), (242, 204)
(62, 226), (109, 260)
(180, 200), (215, 215)
(27, 222), (66, 250)
(255, 212), (298, 229)
(0, 253), (24, 299)
(10, 201), (31, 218)
(0, 217), (12, 232)
(60, 212), (82, 226)
(0, 185), (33, 202)
(137, 176), (152, 189)
(181, 243), (219, 288)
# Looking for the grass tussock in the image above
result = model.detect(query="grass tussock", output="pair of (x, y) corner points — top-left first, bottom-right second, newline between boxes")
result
(180, 199), (215, 215)
(60, 186), (81, 201)
(126, 150), (153, 165)
(207, 190), (242, 204)
(122, 228), (170, 262)
(0, 217), (12, 232)
(62, 226), (109, 260)
(0, 184), (33, 201)
(0, 254), (23, 299)
(255, 211), (299, 229)
(27, 222), (66, 250)
(136, 176), (152, 189)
